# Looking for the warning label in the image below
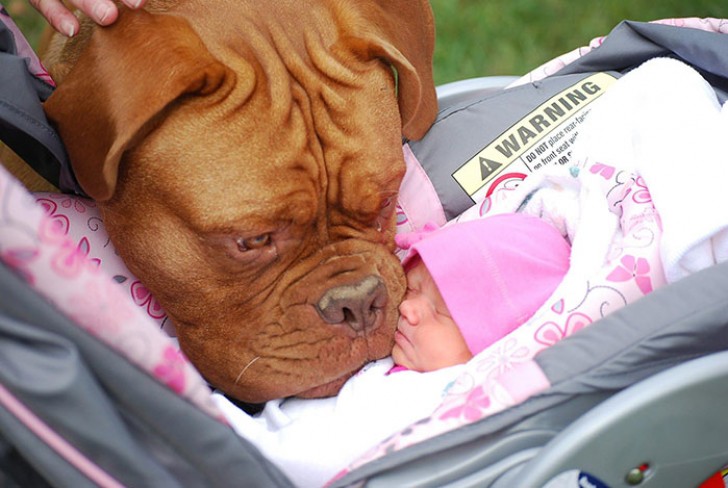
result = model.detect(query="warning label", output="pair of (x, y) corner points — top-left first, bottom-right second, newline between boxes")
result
(452, 72), (618, 199)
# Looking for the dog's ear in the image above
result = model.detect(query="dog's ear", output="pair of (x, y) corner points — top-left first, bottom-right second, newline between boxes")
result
(346, 0), (438, 141)
(44, 9), (229, 201)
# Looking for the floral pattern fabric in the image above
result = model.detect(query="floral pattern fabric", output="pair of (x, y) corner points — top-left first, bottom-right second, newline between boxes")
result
(0, 165), (222, 421)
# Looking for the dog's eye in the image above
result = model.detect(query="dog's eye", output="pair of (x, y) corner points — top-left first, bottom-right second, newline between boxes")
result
(374, 196), (396, 232)
(236, 234), (272, 252)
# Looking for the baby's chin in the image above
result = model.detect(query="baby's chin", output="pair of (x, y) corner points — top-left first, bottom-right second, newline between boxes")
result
(390, 344), (408, 369)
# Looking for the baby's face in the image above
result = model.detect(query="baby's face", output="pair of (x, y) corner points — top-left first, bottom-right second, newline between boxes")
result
(392, 258), (472, 372)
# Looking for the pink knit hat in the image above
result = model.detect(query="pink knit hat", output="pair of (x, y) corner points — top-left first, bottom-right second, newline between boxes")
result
(396, 214), (571, 355)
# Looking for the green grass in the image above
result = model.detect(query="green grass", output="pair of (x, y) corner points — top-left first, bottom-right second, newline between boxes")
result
(7, 0), (728, 85)
(5, 1), (46, 44)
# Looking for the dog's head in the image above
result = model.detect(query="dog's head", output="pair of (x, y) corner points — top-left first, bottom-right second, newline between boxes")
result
(44, 1), (437, 403)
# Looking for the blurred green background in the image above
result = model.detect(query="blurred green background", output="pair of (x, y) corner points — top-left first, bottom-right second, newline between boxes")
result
(6, 0), (728, 85)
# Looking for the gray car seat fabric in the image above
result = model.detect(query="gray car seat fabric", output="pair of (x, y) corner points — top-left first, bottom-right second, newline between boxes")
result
(332, 260), (728, 487)
(500, 350), (728, 488)
(0, 13), (75, 194)
(0, 262), (294, 488)
(557, 20), (728, 102)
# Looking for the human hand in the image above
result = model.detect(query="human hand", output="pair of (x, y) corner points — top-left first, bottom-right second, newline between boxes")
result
(29, 0), (146, 37)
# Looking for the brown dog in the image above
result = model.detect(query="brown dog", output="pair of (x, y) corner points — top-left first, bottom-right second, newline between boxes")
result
(42, 0), (437, 403)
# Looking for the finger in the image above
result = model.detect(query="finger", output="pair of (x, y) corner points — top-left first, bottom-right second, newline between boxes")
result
(29, 0), (80, 37)
(68, 0), (120, 26)
(120, 0), (146, 8)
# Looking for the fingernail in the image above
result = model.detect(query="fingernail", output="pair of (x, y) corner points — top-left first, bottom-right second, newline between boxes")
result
(61, 19), (75, 37)
(93, 3), (112, 23)
(128, 0), (143, 8)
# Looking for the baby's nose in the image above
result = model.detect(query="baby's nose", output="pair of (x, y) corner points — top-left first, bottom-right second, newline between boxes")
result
(398, 298), (420, 325)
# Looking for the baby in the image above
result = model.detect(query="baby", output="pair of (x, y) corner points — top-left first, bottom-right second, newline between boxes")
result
(392, 212), (571, 372)
(213, 212), (571, 487)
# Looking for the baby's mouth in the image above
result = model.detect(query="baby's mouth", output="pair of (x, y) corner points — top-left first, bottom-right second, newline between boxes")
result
(394, 328), (411, 346)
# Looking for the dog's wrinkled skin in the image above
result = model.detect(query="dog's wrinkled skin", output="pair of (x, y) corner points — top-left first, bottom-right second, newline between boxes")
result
(43, 0), (437, 403)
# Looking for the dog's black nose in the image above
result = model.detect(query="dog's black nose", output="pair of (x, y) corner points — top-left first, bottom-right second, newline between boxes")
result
(316, 276), (387, 332)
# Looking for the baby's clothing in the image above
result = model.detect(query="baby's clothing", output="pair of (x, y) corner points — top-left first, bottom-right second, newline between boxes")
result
(212, 358), (464, 487)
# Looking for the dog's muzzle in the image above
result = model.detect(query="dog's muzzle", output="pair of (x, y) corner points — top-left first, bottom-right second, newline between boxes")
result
(316, 275), (387, 333)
